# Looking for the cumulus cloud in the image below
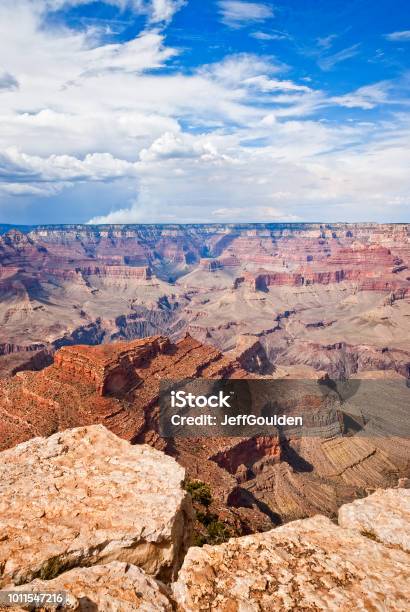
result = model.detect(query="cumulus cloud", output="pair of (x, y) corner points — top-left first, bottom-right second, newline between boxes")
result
(0, 148), (138, 197)
(139, 132), (230, 162)
(89, 206), (145, 224)
(89, 114), (410, 224)
(0, 0), (409, 223)
(218, 1), (273, 28)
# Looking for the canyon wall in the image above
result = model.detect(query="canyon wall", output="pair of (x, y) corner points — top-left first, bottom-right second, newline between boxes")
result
(0, 223), (408, 379)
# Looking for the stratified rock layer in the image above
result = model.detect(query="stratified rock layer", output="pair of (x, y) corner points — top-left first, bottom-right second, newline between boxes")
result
(1, 224), (408, 377)
(338, 487), (410, 552)
(8, 562), (172, 611)
(173, 510), (410, 611)
(0, 335), (408, 535)
(0, 425), (192, 587)
(0, 334), (248, 452)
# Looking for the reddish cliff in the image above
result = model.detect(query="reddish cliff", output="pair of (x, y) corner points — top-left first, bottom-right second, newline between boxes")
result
(0, 334), (247, 452)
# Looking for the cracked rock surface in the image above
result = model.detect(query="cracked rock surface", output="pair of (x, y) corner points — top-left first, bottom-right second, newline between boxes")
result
(338, 487), (410, 552)
(0, 426), (409, 611)
(172, 512), (410, 611)
(0, 425), (192, 587)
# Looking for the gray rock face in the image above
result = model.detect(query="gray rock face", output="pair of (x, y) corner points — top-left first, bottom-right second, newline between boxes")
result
(338, 487), (410, 552)
(0, 425), (193, 587)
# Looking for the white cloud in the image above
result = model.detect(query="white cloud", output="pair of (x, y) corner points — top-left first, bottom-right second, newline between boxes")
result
(385, 30), (410, 42)
(89, 206), (145, 224)
(0, 1), (409, 223)
(212, 206), (300, 221)
(84, 31), (177, 73)
(318, 44), (360, 71)
(0, 148), (138, 197)
(251, 30), (289, 41)
(244, 75), (312, 93)
(148, 0), (187, 23)
(203, 53), (282, 85)
(218, 1), (273, 28)
(331, 82), (390, 109)
(89, 115), (410, 224)
(139, 132), (229, 162)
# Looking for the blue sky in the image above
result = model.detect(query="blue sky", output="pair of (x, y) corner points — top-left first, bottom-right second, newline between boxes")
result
(0, 0), (409, 224)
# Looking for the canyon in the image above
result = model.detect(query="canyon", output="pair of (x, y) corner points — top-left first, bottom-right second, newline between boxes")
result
(0, 334), (408, 537)
(0, 223), (409, 534)
(0, 223), (409, 380)
(0, 222), (409, 608)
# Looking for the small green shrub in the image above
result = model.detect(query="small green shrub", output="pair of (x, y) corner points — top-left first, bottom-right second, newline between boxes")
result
(184, 479), (231, 546)
(206, 520), (231, 545)
(184, 479), (212, 507)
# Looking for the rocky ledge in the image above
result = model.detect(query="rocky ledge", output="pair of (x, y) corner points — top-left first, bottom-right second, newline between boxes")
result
(173, 502), (410, 611)
(0, 425), (192, 587)
(0, 426), (409, 611)
(338, 487), (410, 552)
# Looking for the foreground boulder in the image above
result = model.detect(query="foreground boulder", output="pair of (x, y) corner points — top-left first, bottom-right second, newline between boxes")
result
(8, 562), (172, 611)
(173, 513), (410, 611)
(338, 487), (410, 552)
(0, 425), (192, 586)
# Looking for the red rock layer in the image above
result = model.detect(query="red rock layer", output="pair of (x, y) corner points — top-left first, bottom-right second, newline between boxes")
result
(0, 334), (248, 452)
(0, 224), (408, 294)
(77, 265), (151, 279)
(240, 242), (408, 292)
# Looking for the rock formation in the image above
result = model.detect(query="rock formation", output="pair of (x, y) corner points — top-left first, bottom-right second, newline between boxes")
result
(173, 490), (410, 611)
(0, 428), (408, 611)
(0, 334), (247, 452)
(338, 487), (410, 552)
(0, 425), (193, 586)
(0, 223), (408, 379)
(227, 335), (274, 374)
(0, 334), (408, 538)
(8, 563), (173, 611)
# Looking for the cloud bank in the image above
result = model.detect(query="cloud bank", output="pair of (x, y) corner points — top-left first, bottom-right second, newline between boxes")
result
(0, 0), (409, 223)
